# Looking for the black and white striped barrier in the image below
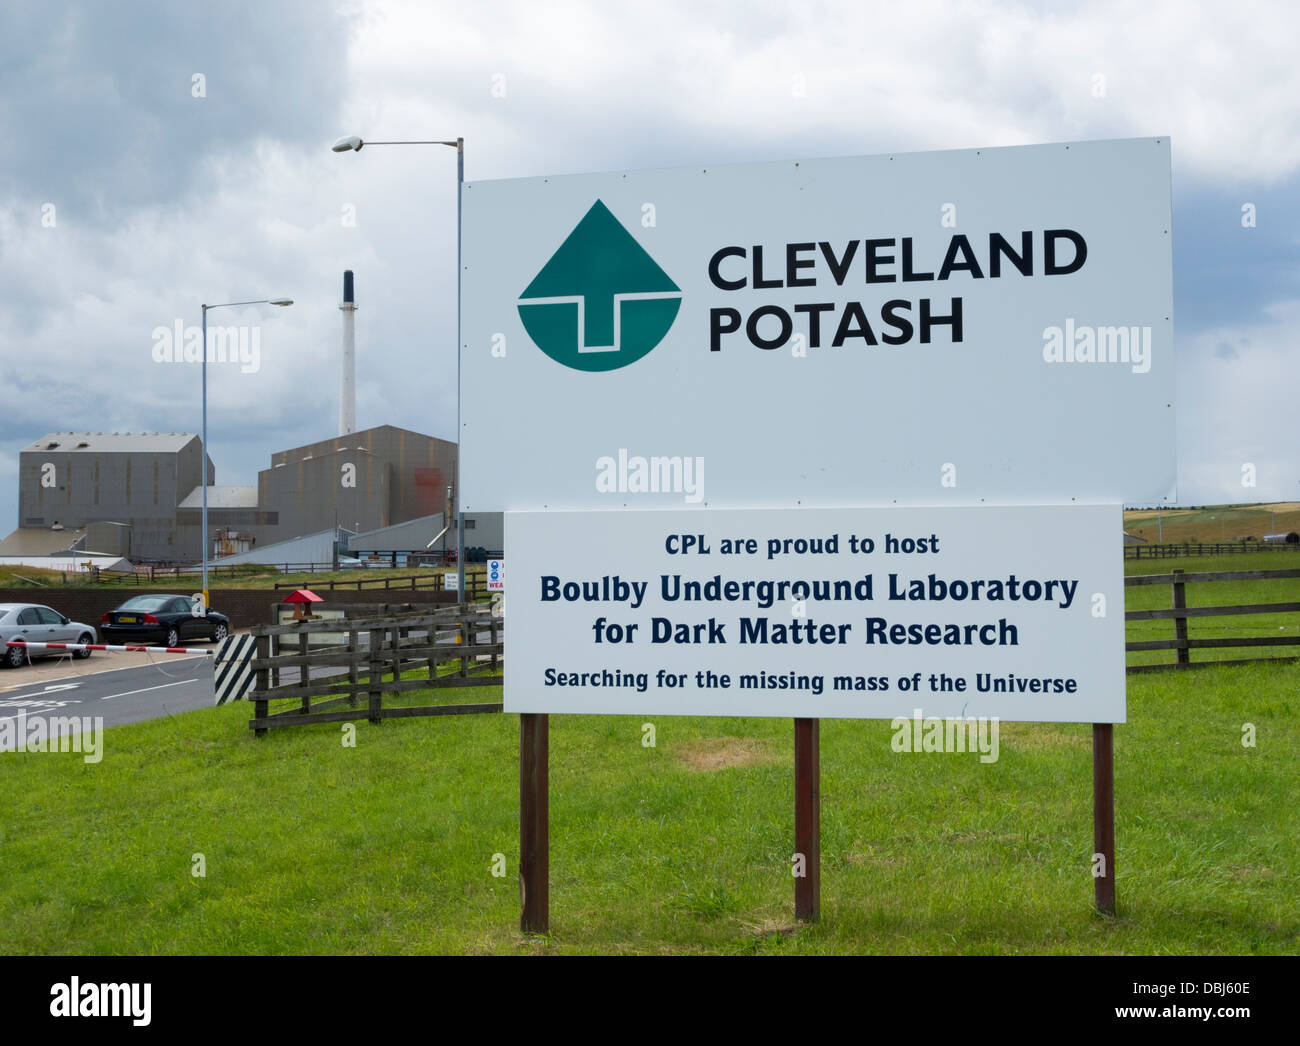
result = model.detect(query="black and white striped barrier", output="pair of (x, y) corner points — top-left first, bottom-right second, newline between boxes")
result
(5, 640), (214, 655)
(214, 635), (257, 704)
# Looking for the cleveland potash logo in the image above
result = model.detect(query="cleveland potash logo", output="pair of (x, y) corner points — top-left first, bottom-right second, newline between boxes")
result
(518, 200), (681, 371)
(517, 207), (1118, 367)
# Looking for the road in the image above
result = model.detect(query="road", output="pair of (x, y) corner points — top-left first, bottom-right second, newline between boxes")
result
(0, 618), (500, 749)
(0, 656), (214, 748)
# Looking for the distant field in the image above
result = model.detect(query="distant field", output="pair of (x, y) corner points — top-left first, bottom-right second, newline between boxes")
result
(1124, 502), (1300, 545)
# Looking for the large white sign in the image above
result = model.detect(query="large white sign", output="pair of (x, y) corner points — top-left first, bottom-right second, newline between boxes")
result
(505, 504), (1125, 722)
(463, 138), (1174, 511)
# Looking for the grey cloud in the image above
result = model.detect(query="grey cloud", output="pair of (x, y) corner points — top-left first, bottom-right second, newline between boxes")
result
(0, 0), (356, 220)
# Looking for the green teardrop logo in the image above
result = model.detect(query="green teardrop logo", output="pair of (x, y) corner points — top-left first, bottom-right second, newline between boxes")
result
(518, 200), (681, 371)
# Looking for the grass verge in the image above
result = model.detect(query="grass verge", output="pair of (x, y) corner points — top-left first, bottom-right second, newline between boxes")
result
(0, 660), (1295, 954)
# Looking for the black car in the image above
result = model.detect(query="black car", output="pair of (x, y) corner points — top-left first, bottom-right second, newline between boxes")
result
(100, 594), (230, 648)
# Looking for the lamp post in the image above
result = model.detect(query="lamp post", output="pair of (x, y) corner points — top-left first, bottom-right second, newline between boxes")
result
(331, 134), (466, 602)
(199, 298), (292, 605)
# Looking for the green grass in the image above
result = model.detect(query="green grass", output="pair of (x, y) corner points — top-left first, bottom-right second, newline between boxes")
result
(0, 565), (77, 587)
(1, 657), (1296, 955)
(1124, 551), (1300, 669)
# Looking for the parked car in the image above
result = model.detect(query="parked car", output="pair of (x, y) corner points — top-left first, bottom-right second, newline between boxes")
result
(99, 594), (230, 648)
(0, 603), (98, 668)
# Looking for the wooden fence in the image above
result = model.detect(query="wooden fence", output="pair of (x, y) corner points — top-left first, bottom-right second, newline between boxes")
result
(1126, 540), (1300, 559)
(92, 563), (270, 584)
(88, 563), (490, 599)
(271, 571), (489, 598)
(1124, 567), (1300, 672)
(247, 604), (503, 734)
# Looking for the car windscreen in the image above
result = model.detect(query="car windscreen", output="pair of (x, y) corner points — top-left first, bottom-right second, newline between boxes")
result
(116, 596), (173, 612)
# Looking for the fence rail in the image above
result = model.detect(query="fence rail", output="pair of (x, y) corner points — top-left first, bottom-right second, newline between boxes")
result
(1124, 567), (1300, 672)
(271, 571), (489, 598)
(90, 563), (271, 584)
(85, 563), (492, 600)
(1125, 540), (1300, 559)
(247, 604), (502, 733)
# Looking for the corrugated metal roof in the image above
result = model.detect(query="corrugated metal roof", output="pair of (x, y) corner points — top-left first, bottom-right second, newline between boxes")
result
(177, 485), (260, 509)
(24, 432), (199, 454)
(349, 513), (445, 551)
(0, 526), (87, 556)
(208, 528), (349, 567)
(349, 512), (503, 552)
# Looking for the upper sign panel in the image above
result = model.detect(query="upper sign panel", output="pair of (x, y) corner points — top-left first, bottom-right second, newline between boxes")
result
(462, 138), (1174, 511)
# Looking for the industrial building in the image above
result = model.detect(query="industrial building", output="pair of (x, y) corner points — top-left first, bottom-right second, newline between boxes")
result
(1, 271), (504, 570)
(2, 425), (458, 565)
(10, 431), (213, 561)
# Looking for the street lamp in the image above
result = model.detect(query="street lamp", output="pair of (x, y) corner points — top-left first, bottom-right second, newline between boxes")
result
(332, 133), (466, 601)
(199, 298), (292, 605)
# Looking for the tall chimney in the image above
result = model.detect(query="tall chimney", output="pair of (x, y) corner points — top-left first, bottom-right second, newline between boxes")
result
(339, 270), (356, 436)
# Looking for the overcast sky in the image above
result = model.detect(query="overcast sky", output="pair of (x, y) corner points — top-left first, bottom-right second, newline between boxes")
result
(1, 0), (1296, 533)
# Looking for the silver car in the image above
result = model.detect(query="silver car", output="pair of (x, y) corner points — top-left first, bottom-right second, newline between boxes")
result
(0, 603), (98, 668)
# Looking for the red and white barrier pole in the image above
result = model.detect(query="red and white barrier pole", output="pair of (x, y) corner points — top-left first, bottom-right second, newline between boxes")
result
(5, 640), (214, 656)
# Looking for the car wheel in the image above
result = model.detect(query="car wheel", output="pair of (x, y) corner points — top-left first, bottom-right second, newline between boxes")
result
(165, 628), (181, 648)
(4, 643), (27, 668)
(211, 623), (228, 643)
(75, 633), (94, 659)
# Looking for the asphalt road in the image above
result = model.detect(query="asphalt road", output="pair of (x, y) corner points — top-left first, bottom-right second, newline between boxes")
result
(0, 656), (214, 747)
(0, 619), (500, 751)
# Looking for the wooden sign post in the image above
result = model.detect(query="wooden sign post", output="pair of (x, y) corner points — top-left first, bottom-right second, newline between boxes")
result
(1092, 722), (1117, 915)
(520, 712), (549, 934)
(794, 718), (821, 922)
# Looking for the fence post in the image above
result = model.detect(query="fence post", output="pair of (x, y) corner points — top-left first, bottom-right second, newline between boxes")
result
(367, 627), (384, 724)
(299, 629), (310, 715)
(490, 616), (499, 673)
(390, 622), (402, 686)
(253, 633), (270, 737)
(1171, 568), (1189, 666)
(348, 628), (359, 706)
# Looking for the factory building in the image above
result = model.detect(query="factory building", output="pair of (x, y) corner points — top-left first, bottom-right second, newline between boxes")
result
(1, 271), (489, 569)
(255, 426), (453, 538)
(12, 432), (213, 561)
(2, 425), (457, 565)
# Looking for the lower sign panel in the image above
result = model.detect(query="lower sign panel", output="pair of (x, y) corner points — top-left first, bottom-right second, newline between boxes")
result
(505, 505), (1125, 723)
